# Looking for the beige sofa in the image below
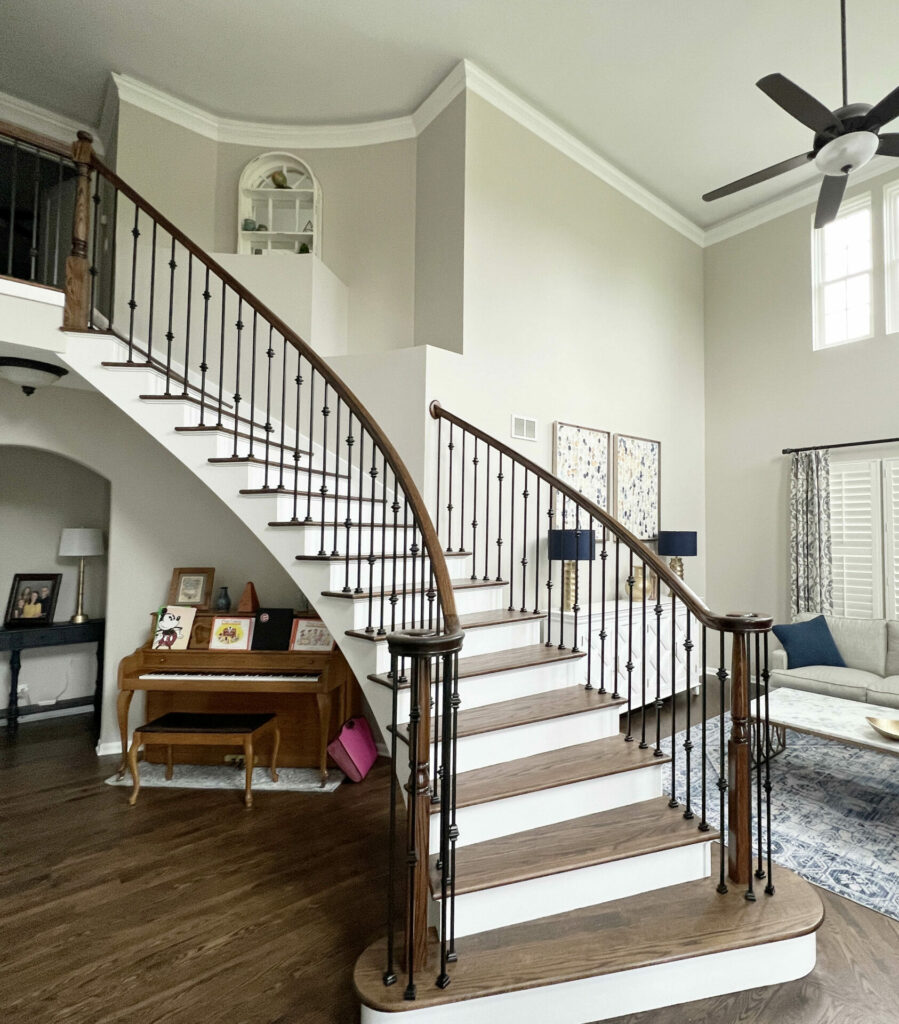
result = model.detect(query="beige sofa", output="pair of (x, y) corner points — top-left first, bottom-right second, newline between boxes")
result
(769, 612), (899, 709)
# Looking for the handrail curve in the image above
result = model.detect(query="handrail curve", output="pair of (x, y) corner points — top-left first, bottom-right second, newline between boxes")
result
(430, 400), (769, 635)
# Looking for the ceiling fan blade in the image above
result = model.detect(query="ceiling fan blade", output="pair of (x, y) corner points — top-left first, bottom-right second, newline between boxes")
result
(814, 174), (848, 229)
(877, 133), (899, 157)
(757, 73), (843, 134)
(862, 85), (899, 130)
(702, 152), (814, 202)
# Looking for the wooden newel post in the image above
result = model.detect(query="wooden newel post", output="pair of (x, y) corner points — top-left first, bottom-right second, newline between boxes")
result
(404, 655), (432, 977)
(727, 630), (752, 885)
(62, 130), (94, 331)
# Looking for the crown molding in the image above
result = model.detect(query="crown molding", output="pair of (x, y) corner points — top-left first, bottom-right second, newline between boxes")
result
(0, 89), (103, 155)
(460, 61), (705, 247)
(112, 72), (416, 149)
(411, 61), (467, 135)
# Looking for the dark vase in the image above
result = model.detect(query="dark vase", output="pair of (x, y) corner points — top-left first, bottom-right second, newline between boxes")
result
(215, 586), (231, 612)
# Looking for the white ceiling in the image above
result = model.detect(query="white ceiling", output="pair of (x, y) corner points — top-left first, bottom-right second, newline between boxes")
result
(2, 0), (898, 229)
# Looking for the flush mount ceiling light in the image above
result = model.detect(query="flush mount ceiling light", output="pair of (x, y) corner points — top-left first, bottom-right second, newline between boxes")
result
(703, 0), (899, 227)
(0, 357), (69, 396)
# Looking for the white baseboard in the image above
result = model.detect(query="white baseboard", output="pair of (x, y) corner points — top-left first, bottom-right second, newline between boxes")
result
(0, 705), (92, 728)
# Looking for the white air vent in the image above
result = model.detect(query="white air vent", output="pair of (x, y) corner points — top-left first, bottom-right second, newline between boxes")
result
(511, 415), (537, 442)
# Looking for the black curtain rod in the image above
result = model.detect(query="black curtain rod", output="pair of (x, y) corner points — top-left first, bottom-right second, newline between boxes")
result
(783, 436), (899, 455)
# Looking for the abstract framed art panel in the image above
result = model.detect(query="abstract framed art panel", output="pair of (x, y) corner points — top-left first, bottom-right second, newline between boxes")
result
(552, 421), (611, 519)
(613, 433), (661, 541)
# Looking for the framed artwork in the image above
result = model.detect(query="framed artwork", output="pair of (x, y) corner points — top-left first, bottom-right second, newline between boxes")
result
(552, 421), (610, 520)
(152, 606), (197, 651)
(614, 433), (661, 541)
(290, 616), (336, 652)
(167, 567), (215, 609)
(4, 573), (62, 627)
(208, 615), (255, 651)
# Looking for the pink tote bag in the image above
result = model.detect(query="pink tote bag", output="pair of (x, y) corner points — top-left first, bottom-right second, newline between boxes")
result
(327, 716), (378, 782)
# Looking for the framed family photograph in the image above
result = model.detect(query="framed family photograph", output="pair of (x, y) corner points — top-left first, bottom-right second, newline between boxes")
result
(167, 567), (215, 610)
(4, 574), (62, 627)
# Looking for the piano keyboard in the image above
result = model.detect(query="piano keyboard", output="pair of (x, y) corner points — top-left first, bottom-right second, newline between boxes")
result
(139, 672), (320, 683)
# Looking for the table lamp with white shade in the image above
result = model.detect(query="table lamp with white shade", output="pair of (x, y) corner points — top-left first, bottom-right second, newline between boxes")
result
(58, 528), (105, 623)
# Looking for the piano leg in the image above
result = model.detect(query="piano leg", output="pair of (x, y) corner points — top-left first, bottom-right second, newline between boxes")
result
(316, 690), (331, 787)
(116, 689), (135, 779)
(270, 723), (281, 783)
(243, 736), (254, 809)
(127, 734), (141, 806)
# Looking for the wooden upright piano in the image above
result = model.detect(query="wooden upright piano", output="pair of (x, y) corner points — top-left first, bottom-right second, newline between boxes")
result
(117, 643), (351, 783)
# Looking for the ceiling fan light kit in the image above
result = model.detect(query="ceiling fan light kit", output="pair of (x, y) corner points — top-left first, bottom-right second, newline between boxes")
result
(703, 1), (899, 227)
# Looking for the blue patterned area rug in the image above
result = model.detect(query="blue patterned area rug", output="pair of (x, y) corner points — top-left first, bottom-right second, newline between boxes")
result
(661, 714), (899, 920)
(105, 764), (345, 794)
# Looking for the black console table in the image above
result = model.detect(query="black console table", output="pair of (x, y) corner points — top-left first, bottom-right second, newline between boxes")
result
(0, 620), (105, 741)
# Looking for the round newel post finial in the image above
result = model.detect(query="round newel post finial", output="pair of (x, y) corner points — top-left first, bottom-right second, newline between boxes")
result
(76, 130), (94, 144)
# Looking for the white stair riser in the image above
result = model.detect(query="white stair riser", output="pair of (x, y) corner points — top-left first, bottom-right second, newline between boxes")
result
(394, 657), (584, 722)
(290, 523), (434, 557)
(432, 764), (665, 849)
(243, 462), (354, 496)
(360, 934), (817, 1024)
(347, 584), (506, 630)
(329, 554), (472, 594)
(372, 618), (542, 673)
(449, 706), (621, 773)
(445, 842), (712, 938)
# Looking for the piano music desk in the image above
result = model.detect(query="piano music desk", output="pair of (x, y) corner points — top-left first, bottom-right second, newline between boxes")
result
(117, 648), (350, 785)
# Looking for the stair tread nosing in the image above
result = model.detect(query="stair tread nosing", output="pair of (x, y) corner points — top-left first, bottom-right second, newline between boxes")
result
(208, 455), (349, 478)
(300, 549), (472, 565)
(354, 865), (824, 1012)
(367, 643), (586, 690)
(396, 684), (624, 742)
(346, 607), (544, 642)
(321, 578), (506, 600)
(429, 796), (718, 897)
(454, 734), (669, 808)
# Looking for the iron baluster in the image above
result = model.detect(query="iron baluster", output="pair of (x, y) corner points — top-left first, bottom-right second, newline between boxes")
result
(717, 631), (729, 894)
(382, 651), (400, 988)
(585, 515), (593, 688)
(354, 432), (365, 594)
(653, 588), (663, 756)
(182, 255), (193, 398)
(508, 462), (515, 610)
(246, 311), (257, 455)
(683, 614), (694, 818)
(545, 488), (554, 647)
(163, 238), (176, 393)
(755, 632), (765, 880)
(127, 204), (140, 361)
(471, 438), (479, 581)
(533, 478), (540, 614)
(459, 432), (466, 554)
(435, 416), (442, 551)
(699, 627), (710, 830)
(216, 280), (225, 425)
(624, 547), (634, 740)
(262, 328), (275, 488)
(278, 337), (287, 489)
(639, 558), (647, 748)
(378, 453), (388, 634)
(572, 507), (580, 653)
(29, 149), (42, 284)
(389, 481), (399, 629)
(483, 446), (490, 580)
(52, 155), (64, 288)
(763, 632), (775, 894)
(495, 453), (504, 581)
(404, 654), (421, 1001)
(446, 423), (454, 552)
(147, 221), (157, 364)
(107, 185), (118, 329)
(520, 470), (529, 613)
(599, 528), (608, 694)
(331, 397), (342, 555)
(669, 594), (679, 807)
(198, 268), (211, 424)
(365, 446), (379, 632)
(342, 414), (355, 592)
(6, 141), (17, 276)
(448, 649), (460, 963)
(291, 353), (303, 522)
(231, 297), (243, 453)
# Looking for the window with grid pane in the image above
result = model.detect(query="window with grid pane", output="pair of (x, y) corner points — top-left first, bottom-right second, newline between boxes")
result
(829, 459), (882, 618)
(883, 459), (899, 618)
(812, 193), (872, 349)
(885, 179), (899, 335)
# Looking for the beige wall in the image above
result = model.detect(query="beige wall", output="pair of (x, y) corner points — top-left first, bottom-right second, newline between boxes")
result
(215, 138), (417, 355)
(704, 167), (899, 624)
(425, 93), (708, 593)
(414, 93), (466, 353)
(0, 380), (307, 748)
(116, 102), (219, 251)
(0, 447), (110, 712)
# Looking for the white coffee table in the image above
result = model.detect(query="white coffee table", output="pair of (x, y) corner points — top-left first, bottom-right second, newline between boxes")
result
(751, 687), (899, 758)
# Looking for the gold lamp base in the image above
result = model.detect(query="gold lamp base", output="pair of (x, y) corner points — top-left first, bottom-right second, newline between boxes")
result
(668, 555), (684, 580)
(70, 555), (90, 624)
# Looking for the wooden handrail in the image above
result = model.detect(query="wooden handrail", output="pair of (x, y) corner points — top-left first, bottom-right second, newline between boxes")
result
(89, 154), (459, 634)
(0, 119), (77, 161)
(429, 401), (771, 635)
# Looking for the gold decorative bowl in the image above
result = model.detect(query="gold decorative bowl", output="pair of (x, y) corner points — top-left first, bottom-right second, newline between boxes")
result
(866, 717), (899, 741)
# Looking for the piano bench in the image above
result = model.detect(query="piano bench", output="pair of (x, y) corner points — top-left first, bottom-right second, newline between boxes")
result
(127, 712), (280, 809)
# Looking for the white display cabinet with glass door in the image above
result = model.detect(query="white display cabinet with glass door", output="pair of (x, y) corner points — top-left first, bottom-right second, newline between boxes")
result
(237, 152), (321, 256)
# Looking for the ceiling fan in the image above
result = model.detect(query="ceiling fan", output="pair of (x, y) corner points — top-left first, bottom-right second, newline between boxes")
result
(702, 0), (899, 227)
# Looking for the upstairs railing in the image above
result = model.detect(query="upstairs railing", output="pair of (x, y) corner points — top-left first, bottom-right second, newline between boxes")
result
(0, 122), (460, 998)
(430, 401), (778, 899)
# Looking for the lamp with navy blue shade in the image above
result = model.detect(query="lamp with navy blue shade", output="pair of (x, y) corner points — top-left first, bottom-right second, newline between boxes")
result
(657, 530), (697, 582)
(548, 529), (595, 611)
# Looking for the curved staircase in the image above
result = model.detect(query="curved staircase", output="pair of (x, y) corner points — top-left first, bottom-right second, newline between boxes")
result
(2, 121), (823, 1023)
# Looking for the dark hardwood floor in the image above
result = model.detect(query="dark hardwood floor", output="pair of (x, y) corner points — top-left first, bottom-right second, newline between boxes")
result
(1, 709), (896, 1024)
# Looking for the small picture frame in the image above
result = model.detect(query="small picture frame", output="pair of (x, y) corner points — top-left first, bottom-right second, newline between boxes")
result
(209, 616), (255, 651)
(4, 573), (62, 627)
(167, 567), (215, 610)
(152, 606), (197, 651)
(289, 617), (336, 652)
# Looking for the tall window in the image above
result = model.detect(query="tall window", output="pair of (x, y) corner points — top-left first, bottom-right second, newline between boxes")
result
(812, 192), (873, 350)
(884, 179), (899, 335)
(829, 458), (899, 618)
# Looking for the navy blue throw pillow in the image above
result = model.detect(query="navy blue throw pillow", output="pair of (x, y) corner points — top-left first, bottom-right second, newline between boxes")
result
(771, 616), (846, 670)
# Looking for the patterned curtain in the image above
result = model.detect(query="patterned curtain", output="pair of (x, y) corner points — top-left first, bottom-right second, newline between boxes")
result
(790, 450), (834, 616)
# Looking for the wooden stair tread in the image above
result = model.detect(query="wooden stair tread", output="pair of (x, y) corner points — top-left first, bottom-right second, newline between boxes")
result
(174, 424), (309, 454)
(346, 608), (544, 643)
(208, 455), (349, 478)
(430, 797), (717, 896)
(299, 549), (471, 564)
(241, 487), (381, 501)
(454, 734), (668, 807)
(353, 865), (824, 1012)
(321, 579), (506, 600)
(367, 643), (584, 690)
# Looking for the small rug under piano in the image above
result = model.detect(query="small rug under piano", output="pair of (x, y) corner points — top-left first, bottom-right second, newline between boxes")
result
(105, 764), (344, 794)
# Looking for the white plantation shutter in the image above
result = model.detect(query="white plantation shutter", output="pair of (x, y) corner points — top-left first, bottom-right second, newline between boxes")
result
(829, 460), (883, 618)
(883, 459), (899, 619)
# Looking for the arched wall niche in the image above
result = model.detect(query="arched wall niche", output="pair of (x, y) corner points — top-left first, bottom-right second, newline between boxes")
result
(237, 151), (321, 256)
